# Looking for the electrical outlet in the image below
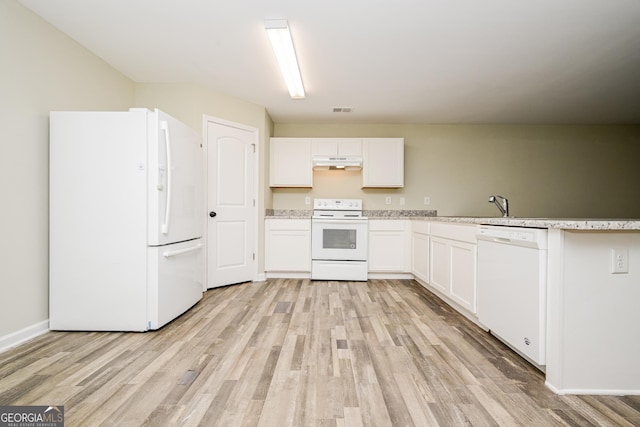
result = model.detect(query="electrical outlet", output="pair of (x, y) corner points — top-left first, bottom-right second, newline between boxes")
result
(305, 196), (311, 205)
(423, 196), (431, 205)
(399, 197), (405, 206)
(611, 248), (629, 274)
(385, 197), (392, 205)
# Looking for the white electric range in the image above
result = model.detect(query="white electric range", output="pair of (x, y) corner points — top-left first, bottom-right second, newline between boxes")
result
(311, 198), (368, 281)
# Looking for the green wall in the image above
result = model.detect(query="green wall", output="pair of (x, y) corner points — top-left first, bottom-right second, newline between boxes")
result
(0, 0), (135, 341)
(273, 124), (640, 218)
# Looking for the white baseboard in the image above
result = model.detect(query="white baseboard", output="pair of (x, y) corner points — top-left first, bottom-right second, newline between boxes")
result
(545, 381), (640, 396)
(0, 320), (50, 354)
(367, 272), (414, 280)
(264, 272), (415, 280)
(265, 272), (311, 279)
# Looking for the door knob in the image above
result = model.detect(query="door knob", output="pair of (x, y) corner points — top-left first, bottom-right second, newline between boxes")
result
(209, 211), (217, 218)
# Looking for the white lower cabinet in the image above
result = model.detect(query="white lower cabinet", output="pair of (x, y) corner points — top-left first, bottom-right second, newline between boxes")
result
(429, 223), (478, 314)
(429, 236), (450, 293)
(368, 220), (411, 273)
(265, 219), (311, 274)
(411, 221), (430, 283)
(264, 218), (477, 315)
(449, 240), (477, 312)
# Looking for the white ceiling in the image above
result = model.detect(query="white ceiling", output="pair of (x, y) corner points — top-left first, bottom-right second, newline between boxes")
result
(18, 0), (640, 124)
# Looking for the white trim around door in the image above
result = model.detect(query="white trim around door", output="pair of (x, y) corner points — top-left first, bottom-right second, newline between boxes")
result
(203, 115), (259, 289)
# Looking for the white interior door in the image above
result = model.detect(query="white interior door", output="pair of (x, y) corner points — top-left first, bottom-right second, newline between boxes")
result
(205, 117), (257, 288)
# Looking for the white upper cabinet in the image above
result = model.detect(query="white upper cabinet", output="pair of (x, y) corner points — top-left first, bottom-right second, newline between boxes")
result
(362, 138), (404, 188)
(269, 137), (403, 188)
(312, 138), (363, 157)
(269, 138), (312, 187)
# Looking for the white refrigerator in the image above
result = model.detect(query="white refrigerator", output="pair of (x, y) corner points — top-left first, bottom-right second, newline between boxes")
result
(49, 108), (204, 331)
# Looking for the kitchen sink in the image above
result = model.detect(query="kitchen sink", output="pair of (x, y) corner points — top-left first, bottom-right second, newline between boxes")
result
(506, 217), (550, 220)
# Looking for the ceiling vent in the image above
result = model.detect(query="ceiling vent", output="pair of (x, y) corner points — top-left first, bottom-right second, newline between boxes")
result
(332, 107), (352, 113)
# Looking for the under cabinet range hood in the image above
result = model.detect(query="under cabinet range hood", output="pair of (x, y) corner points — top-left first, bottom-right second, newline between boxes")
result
(312, 155), (363, 170)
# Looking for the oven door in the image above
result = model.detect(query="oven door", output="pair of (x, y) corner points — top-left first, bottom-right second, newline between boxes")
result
(311, 218), (368, 261)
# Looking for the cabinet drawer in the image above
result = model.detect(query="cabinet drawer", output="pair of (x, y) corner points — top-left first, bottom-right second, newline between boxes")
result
(430, 222), (477, 244)
(411, 221), (430, 235)
(369, 219), (408, 231)
(266, 218), (310, 231)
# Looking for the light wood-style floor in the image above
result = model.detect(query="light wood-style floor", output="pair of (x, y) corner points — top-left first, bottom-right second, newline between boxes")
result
(1, 279), (639, 426)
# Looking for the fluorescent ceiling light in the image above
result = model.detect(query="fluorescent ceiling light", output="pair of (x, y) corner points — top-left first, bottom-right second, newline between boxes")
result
(265, 19), (305, 99)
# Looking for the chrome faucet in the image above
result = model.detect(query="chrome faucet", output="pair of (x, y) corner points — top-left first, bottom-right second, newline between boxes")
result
(488, 195), (509, 217)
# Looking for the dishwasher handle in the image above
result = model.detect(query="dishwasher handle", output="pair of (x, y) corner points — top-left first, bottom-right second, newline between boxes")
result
(489, 236), (512, 244)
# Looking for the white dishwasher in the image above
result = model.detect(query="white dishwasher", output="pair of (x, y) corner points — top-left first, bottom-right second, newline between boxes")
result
(477, 225), (548, 367)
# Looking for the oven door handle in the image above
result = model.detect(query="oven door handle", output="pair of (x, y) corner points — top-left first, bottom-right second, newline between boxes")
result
(312, 219), (369, 225)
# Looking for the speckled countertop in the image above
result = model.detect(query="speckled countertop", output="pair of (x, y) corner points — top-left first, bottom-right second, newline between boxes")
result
(265, 209), (640, 230)
(365, 210), (438, 218)
(265, 209), (438, 218)
(420, 216), (640, 230)
(265, 209), (313, 218)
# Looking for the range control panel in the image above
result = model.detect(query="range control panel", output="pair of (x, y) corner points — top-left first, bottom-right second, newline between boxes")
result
(313, 198), (362, 211)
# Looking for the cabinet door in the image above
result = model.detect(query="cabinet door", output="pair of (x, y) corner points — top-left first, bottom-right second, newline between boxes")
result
(429, 224), (478, 315)
(368, 220), (410, 272)
(362, 138), (404, 188)
(411, 232), (430, 283)
(450, 241), (477, 313)
(311, 138), (362, 156)
(265, 219), (311, 271)
(337, 138), (362, 156)
(270, 138), (312, 187)
(311, 138), (338, 156)
(429, 236), (450, 294)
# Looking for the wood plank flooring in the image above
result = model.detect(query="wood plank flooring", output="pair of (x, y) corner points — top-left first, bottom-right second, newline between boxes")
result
(1, 279), (639, 426)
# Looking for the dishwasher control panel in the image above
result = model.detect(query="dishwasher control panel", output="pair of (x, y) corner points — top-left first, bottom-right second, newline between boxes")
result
(477, 225), (547, 249)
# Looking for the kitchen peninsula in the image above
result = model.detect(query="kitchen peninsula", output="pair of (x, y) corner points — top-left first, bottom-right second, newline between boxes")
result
(265, 211), (640, 395)
(418, 216), (640, 395)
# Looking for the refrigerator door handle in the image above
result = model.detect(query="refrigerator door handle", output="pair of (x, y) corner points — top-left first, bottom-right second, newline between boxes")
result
(160, 120), (172, 235)
(163, 243), (204, 258)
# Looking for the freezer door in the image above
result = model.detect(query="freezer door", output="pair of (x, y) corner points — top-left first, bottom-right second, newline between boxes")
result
(148, 109), (203, 246)
(147, 239), (204, 329)
(50, 111), (148, 332)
